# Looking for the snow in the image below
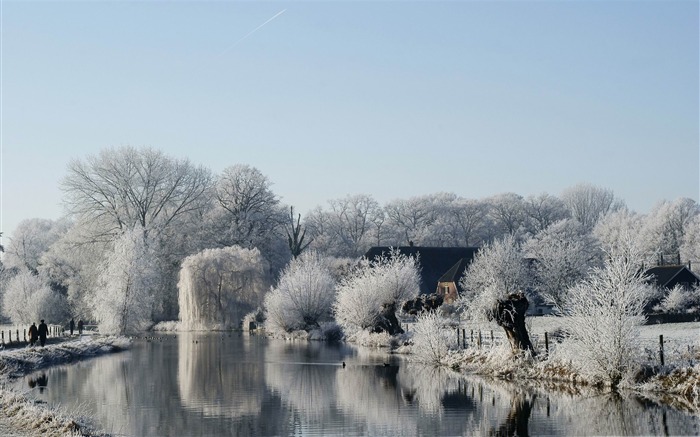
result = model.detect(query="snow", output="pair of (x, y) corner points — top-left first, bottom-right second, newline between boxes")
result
(0, 336), (131, 436)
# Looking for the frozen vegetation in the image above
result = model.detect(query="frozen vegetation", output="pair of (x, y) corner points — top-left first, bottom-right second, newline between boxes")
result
(0, 336), (131, 436)
(1, 146), (700, 429)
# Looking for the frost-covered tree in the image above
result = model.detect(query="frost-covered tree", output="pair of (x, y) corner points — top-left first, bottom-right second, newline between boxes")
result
(264, 251), (336, 333)
(411, 311), (456, 365)
(642, 198), (699, 264)
(38, 222), (108, 322)
(562, 233), (653, 387)
(680, 215), (700, 271)
(179, 246), (270, 330)
(2, 269), (68, 324)
(524, 219), (600, 309)
(305, 195), (383, 258)
(208, 164), (285, 249)
(486, 193), (525, 238)
(4, 218), (68, 273)
(560, 183), (624, 231)
(458, 235), (534, 354)
(383, 195), (443, 246)
(522, 193), (569, 236)
(62, 146), (212, 240)
(92, 228), (157, 335)
(62, 146), (214, 321)
(443, 197), (489, 246)
(334, 249), (420, 335)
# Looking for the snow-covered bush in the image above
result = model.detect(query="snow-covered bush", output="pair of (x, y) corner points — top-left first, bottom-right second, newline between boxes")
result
(1, 269), (69, 324)
(562, 234), (653, 387)
(92, 228), (157, 335)
(334, 249), (420, 335)
(654, 284), (700, 314)
(264, 251), (336, 334)
(411, 312), (456, 365)
(178, 246), (270, 330)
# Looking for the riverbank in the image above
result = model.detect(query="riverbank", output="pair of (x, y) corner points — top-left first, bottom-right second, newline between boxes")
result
(0, 336), (131, 436)
(418, 320), (700, 415)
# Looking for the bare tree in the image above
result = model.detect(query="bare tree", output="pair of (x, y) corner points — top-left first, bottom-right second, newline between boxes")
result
(285, 206), (312, 258)
(62, 146), (212, 240)
(486, 193), (526, 238)
(560, 183), (624, 231)
(210, 164), (284, 248)
(522, 193), (569, 236)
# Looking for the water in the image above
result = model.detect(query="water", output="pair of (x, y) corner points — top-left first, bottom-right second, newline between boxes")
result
(11, 333), (700, 436)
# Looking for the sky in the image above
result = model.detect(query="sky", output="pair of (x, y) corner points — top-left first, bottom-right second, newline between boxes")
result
(1, 0), (698, 241)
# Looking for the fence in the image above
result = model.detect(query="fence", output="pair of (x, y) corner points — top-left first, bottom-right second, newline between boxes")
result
(0, 324), (65, 347)
(403, 322), (693, 367)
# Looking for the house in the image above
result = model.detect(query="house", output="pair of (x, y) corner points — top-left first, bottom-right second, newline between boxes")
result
(645, 265), (700, 291)
(362, 246), (479, 299)
(645, 264), (700, 312)
(436, 258), (472, 304)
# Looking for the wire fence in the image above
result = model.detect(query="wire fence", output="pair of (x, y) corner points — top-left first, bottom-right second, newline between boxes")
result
(402, 321), (698, 367)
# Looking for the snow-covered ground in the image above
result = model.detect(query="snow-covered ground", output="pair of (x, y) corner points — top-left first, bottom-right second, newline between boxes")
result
(0, 335), (131, 436)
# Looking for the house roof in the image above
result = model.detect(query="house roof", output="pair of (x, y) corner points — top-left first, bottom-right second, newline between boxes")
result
(362, 246), (479, 295)
(438, 258), (471, 284)
(645, 265), (700, 288)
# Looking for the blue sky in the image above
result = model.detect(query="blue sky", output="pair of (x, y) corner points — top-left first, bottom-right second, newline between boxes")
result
(1, 0), (698, 239)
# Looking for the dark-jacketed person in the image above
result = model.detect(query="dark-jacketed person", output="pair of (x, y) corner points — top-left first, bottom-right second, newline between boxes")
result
(38, 320), (48, 347)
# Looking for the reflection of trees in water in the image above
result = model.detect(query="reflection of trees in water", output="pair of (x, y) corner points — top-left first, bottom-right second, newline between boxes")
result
(177, 333), (263, 418)
(539, 389), (700, 436)
(457, 374), (700, 436)
(335, 362), (419, 435)
(264, 340), (349, 421)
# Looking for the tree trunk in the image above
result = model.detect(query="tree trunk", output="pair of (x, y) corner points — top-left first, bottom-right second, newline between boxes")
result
(372, 302), (404, 335)
(491, 292), (536, 356)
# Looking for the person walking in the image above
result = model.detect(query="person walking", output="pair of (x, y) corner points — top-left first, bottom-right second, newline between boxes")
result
(37, 320), (48, 347)
(69, 318), (75, 336)
(78, 320), (84, 335)
(28, 323), (38, 347)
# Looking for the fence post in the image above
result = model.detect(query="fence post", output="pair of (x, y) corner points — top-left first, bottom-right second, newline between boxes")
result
(478, 330), (482, 349)
(659, 335), (665, 367)
(544, 332), (549, 356)
(462, 328), (466, 349)
(456, 328), (460, 348)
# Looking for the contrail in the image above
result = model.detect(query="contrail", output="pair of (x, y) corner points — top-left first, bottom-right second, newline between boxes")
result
(221, 9), (287, 55)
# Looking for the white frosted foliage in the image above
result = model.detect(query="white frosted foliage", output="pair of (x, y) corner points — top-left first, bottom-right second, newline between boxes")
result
(562, 233), (653, 386)
(92, 228), (157, 335)
(334, 248), (420, 334)
(264, 251), (336, 333)
(178, 245), (270, 330)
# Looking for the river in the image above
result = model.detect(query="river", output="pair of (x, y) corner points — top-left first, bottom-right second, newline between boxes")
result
(11, 332), (700, 436)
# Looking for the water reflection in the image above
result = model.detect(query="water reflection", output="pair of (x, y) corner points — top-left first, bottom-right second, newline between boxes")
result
(11, 333), (700, 436)
(27, 373), (48, 393)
